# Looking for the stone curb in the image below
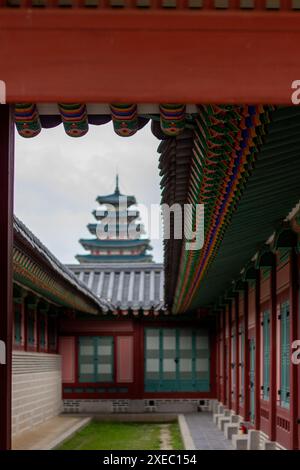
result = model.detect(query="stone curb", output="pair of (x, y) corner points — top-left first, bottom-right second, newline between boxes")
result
(42, 417), (92, 450)
(178, 414), (196, 450)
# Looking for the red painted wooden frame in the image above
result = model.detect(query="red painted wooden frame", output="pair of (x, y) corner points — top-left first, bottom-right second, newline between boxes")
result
(0, 105), (14, 451)
(0, 10), (300, 103)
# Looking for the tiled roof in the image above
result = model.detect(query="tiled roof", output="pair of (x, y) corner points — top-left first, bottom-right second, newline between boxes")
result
(75, 254), (153, 264)
(67, 262), (165, 314)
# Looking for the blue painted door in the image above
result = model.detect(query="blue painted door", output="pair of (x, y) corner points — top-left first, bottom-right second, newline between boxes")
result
(249, 338), (255, 423)
(144, 328), (210, 392)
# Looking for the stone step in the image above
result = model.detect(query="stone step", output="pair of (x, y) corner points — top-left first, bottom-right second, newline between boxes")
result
(218, 417), (231, 432)
(232, 434), (249, 450)
(224, 423), (239, 440)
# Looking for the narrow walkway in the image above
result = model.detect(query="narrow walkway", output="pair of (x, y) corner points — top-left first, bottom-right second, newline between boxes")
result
(184, 412), (234, 450)
(13, 415), (90, 450)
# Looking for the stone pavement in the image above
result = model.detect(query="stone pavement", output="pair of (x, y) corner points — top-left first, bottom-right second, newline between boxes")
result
(12, 415), (91, 450)
(184, 412), (234, 450)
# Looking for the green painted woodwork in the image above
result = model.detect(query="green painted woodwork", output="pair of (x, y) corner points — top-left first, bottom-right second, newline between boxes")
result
(76, 254), (153, 263)
(262, 267), (271, 280)
(14, 308), (22, 344)
(48, 317), (58, 350)
(13, 248), (99, 315)
(249, 338), (255, 423)
(78, 336), (114, 383)
(280, 301), (290, 409)
(262, 310), (270, 401)
(279, 248), (290, 264)
(27, 312), (35, 346)
(240, 328), (245, 404)
(79, 238), (151, 248)
(40, 315), (46, 348)
(144, 328), (210, 392)
(231, 333), (236, 394)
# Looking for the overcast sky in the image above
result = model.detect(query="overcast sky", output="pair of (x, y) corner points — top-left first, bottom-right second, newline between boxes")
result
(14, 121), (163, 264)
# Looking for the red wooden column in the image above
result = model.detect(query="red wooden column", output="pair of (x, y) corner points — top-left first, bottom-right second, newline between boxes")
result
(243, 284), (250, 422)
(222, 308), (226, 406)
(269, 256), (277, 442)
(0, 105), (14, 450)
(289, 247), (299, 449)
(218, 313), (222, 402)
(133, 320), (144, 399)
(228, 302), (232, 411)
(234, 294), (240, 416)
(254, 270), (261, 430)
(215, 313), (220, 401)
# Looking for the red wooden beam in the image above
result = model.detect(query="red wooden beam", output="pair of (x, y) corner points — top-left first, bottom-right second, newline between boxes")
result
(0, 10), (300, 103)
(0, 105), (14, 450)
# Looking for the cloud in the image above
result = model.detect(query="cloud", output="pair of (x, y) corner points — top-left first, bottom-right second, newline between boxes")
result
(14, 122), (163, 264)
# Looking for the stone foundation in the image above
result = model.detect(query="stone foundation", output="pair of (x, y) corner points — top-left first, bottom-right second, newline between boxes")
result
(63, 398), (212, 414)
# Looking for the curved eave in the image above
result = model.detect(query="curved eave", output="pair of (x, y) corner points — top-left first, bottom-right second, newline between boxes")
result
(164, 106), (300, 313)
(92, 210), (139, 221)
(79, 238), (152, 249)
(190, 106), (300, 309)
(76, 254), (153, 263)
(88, 217), (138, 230)
(96, 194), (136, 206)
(87, 223), (144, 236)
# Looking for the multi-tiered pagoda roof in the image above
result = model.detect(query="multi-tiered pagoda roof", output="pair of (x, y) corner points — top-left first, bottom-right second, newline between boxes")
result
(76, 176), (153, 264)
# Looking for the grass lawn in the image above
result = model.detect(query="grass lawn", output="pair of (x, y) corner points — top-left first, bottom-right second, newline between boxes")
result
(57, 421), (183, 450)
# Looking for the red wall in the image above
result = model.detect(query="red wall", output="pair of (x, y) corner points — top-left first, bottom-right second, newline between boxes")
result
(59, 318), (217, 400)
(216, 251), (300, 450)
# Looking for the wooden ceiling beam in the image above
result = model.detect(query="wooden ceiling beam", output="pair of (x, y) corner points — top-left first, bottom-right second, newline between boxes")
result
(0, 10), (300, 103)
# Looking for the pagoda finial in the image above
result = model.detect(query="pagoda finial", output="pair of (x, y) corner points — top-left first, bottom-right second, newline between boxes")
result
(115, 173), (120, 194)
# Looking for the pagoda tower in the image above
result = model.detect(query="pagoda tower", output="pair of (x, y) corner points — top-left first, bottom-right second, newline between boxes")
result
(76, 176), (153, 263)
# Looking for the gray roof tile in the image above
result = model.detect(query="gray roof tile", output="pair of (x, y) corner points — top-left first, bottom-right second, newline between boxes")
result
(66, 262), (165, 312)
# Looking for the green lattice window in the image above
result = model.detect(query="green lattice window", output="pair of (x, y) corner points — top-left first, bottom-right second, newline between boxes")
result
(144, 328), (210, 392)
(280, 301), (290, 409)
(239, 327), (244, 404)
(78, 336), (114, 383)
(231, 331), (236, 392)
(27, 311), (35, 346)
(39, 315), (46, 349)
(14, 308), (22, 345)
(262, 310), (270, 401)
(48, 317), (57, 351)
